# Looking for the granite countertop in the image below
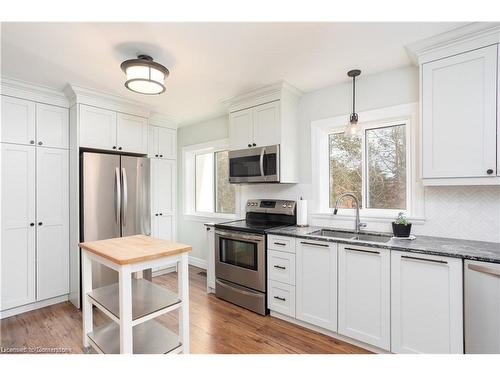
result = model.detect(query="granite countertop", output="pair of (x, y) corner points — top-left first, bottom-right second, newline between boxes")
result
(267, 225), (500, 264)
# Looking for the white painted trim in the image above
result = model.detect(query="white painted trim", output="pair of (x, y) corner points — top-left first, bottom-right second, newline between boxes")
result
(0, 294), (68, 319)
(406, 22), (500, 65)
(422, 177), (500, 186)
(0, 76), (69, 108)
(64, 84), (151, 118)
(310, 103), (423, 221)
(149, 112), (178, 129)
(188, 256), (207, 270)
(270, 311), (390, 354)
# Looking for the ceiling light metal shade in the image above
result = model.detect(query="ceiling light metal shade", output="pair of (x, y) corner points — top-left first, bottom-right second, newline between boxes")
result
(345, 69), (361, 138)
(120, 55), (169, 95)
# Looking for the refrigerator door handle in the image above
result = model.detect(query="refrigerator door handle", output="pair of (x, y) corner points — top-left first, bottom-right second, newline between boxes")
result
(114, 167), (121, 225)
(121, 167), (128, 228)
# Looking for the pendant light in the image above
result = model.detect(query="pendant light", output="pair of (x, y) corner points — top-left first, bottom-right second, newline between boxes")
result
(120, 55), (169, 95)
(345, 69), (361, 138)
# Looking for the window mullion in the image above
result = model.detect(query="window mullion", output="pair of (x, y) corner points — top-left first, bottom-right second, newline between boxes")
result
(362, 128), (367, 210)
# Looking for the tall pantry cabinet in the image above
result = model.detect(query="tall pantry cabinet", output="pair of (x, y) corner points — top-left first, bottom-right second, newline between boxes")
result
(1, 95), (69, 316)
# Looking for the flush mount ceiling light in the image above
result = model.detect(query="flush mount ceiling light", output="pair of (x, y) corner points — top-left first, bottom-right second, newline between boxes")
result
(345, 69), (362, 138)
(120, 55), (169, 95)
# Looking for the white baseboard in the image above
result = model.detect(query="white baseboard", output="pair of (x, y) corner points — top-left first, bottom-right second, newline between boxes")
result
(0, 294), (69, 320)
(189, 256), (207, 270)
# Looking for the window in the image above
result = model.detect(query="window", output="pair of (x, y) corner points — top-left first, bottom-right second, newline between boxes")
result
(184, 139), (237, 217)
(329, 122), (407, 211)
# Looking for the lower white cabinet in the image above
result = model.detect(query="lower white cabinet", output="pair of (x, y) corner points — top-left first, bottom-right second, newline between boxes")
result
(296, 240), (337, 331)
(391, 251), (463, 353)
(268, 280), (295, 317)
(464, 260), (500, 353)
(152, 214), (175, 240)
(338, 244), (391, 350)
(268, 250), (295, 285)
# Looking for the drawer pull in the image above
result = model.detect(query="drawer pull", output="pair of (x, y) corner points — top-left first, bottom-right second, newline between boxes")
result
(273, 265), (286, 270)
(468, 263), (500, 277)
(345, 247), (380, 255)
(273, 296), (286, 302)
(274, 242), (287, 246)
(300, 241), (329, 247)
(401, 255), (447, 264)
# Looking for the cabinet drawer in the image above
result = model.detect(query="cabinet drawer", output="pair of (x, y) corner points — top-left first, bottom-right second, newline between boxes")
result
(268, 250), (295, 285)
(268, 280), (295, 318)
(268, 235), (295, 253)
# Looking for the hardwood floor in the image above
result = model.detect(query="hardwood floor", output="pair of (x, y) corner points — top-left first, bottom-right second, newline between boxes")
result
(0, 266), (370, 354)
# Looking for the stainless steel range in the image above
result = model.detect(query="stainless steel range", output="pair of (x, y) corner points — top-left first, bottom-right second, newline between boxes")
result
(214, 199), (296, 315)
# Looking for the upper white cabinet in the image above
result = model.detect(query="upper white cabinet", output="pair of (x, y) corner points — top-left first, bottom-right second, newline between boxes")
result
(36, 103), (69, 149)
(149, 125), (176, 159)
(229, 101), (281, 149)
(79, 105), (117, 151)
(1, 143), (36, 310)
(422, 44), (498, 181)
(391, 251), (463, 353)
(1, 96), (35, 145)
(116, 113), (148, 154)
(296, 239), (337, 332)
(79, 104), (147, 154)
(338, 244), (391, 350)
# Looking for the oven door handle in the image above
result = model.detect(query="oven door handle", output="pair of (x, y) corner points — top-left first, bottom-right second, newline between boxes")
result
(259, 147), (265, 177)
(215, 230), (264, 242)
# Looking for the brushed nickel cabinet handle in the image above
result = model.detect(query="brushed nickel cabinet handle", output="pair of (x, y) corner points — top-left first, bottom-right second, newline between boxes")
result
(300, 241), (329, 247)
(401, 255), (447, 264)
(468, 263), (500, 277)
(345, 247), (380, 255)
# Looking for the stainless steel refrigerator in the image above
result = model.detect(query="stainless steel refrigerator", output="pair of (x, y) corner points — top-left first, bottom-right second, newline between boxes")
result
(81, 152), (150, 288)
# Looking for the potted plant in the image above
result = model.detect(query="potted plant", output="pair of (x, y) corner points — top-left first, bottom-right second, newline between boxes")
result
(392, 212), (412, 238)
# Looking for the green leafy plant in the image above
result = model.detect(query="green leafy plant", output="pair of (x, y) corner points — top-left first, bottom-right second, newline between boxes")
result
(394, 212), (410, 225)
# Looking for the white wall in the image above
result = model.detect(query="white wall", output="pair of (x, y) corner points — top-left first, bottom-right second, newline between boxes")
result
(178, 66), (500, 265)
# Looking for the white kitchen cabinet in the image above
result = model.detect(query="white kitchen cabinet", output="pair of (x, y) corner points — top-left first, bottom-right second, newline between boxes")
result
(79, 104), (117, 151)
(296, 240), (337, 331)
(1, 144), (36, 310)
(1, 96), (35, 145)
(268, 280), (295, 317)
(116, 113), (148, 154)
(149, 125), (176, 159)
(36, 147), (69, 300)
(268, 250), (296, 285)
(338, 244), (391, 350)
(206, 225), (215, 293)
(421, 44), (498, 182)
(36, 103), (69, 149)
(151, 158), (176, 215)
(391, 251), (463, 353)
(464, 260), (500, 353)
(152, 214), (174, 240)
(229, 107), (254, 150)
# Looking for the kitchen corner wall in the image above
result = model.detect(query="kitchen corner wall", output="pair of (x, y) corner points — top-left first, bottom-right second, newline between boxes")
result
(178, 65), (500, 265)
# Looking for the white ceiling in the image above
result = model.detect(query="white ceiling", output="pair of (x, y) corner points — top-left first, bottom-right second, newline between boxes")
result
(1, 22), (465, 126)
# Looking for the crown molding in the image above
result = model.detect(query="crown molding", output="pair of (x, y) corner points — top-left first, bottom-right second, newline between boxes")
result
(149, 112), (178, 129)
(222, 80), (303, 113)
(0, 76), (69, 108)
(64, 84), (151, 118)
(406, 22), (500, 65)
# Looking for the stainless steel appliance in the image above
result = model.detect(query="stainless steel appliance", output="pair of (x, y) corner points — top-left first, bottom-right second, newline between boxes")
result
(228, 144), (280, 183)
(214, 199), (296, 315)
(81, 152), (150, 288)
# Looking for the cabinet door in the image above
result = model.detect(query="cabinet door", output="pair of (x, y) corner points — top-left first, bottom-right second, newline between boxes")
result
(155, 215), (174, 240)
(229, 108), (253, 150)
(422, 45), (497, 179)
(464, 260), (500, 353)
(1, 96), (35, 145)
(252, 101), (280, 147)
(116, 113), (148, 154)
(391, 251), (463, 353)
(36, 147), (69, 300)
(1, 144), (36, 310)
(157, 127), (176, 159)
(36, 103), (69, 149)
(338, 244), (390, 350)
(296, 240), (337, 331)
(151, 159), (176, 215)
(148, 126), (159, 157)
(79, 105), (117, 151)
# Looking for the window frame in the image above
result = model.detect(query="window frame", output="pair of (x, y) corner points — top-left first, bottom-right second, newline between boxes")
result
(312, 103), (423, 221)
(182, 139), (240, 220)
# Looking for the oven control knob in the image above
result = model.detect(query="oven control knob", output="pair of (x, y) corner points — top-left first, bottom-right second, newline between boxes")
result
(287, 204), (292, 208)
(247, 203), (250, 206)
(282, 204), (287, 208)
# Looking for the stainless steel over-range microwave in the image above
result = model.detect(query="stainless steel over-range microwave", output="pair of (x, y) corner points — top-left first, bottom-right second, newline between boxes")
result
(228, 144), (280, 183)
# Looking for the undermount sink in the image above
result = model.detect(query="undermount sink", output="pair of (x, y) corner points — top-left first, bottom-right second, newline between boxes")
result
(308, 228), (391, 244)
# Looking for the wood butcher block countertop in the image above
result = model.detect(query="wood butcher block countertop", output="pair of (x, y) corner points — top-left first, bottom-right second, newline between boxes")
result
(79, 235), (192, 265)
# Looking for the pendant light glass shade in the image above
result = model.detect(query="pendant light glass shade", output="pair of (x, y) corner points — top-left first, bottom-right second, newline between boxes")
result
(121, 55), (169, 95)
(346, 69), (361, 138)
